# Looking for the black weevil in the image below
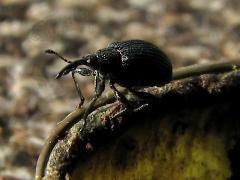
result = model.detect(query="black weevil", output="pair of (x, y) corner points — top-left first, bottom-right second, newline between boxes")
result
(46, 40), (172, 120)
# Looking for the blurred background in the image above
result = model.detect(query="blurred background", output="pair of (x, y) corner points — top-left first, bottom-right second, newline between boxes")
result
(0, 0), (239, 179)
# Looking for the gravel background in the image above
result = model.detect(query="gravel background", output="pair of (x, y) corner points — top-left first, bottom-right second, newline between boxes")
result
(0, 0), (240, 179)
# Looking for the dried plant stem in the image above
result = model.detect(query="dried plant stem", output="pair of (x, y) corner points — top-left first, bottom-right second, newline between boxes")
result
(35, 59), (240, 180)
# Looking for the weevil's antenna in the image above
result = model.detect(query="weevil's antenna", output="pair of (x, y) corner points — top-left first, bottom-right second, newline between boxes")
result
(45, 49), (72, 63)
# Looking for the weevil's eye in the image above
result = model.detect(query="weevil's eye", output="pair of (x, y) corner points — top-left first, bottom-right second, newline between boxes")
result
(85, 55), (99, 68)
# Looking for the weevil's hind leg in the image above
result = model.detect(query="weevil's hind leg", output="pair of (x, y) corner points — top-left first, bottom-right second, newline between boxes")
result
(127, 87), (158, 111)
(109, 82), (149, 111)
(128, 87), (157, 102)
(107, 84), (149, 122)
(109, 82), (131, 108)
(116, 84), (157, 111)
(83, 71), (105, 123)
(72, 71), (85, 107)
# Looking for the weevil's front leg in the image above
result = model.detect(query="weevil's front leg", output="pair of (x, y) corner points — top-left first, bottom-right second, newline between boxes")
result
(83, 71), (105, 123)
(72, 71), (85, 108)
(72, 68), (94, 108)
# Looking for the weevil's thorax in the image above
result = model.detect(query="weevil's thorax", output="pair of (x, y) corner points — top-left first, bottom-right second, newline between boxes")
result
(95, 48), (122, 74)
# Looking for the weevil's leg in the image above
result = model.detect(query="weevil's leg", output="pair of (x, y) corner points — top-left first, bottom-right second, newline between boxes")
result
(83, 71), (105, 122)
(102, 83), (150, 124)
(72, 68), (95, 107)
(109, 82), (131, 108)
(127, 87), (158, 112)
(127, 87), (157, 102)
(72, 71), (85, 107)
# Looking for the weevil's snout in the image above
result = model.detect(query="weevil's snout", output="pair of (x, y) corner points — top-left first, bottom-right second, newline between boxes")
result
(55, 72), (63, 79)
(55, 54), (98, 79)
(55, 71), (66, 79)
(55, 66), (72, 79)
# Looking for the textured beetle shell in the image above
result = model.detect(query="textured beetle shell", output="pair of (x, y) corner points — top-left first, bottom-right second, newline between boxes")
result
(108, 40), (172, 87)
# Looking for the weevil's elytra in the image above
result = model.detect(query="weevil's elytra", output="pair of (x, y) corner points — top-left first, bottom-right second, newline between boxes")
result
(107, 40), (172, 87)
(46, 40), (172, 121)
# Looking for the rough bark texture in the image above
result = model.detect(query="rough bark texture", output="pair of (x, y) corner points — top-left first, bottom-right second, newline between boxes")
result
(44, 70), (240, 180)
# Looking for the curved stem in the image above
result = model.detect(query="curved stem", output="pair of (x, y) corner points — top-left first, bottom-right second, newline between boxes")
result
(172, 60), (240, 80)
(35, 108), (85, 180)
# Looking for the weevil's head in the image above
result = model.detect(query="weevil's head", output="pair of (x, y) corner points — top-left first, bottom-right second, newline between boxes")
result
(55, 54), (99, 79)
